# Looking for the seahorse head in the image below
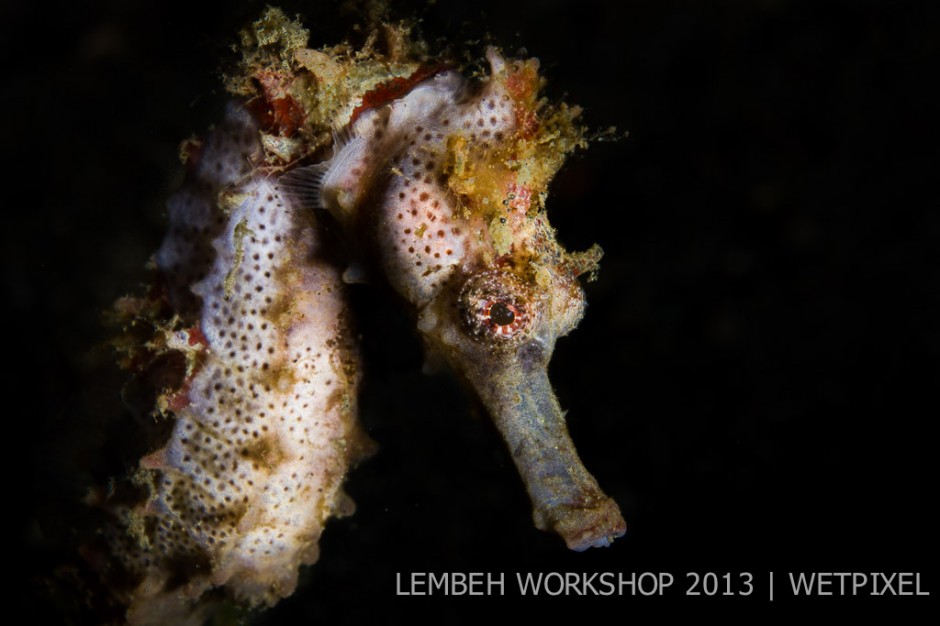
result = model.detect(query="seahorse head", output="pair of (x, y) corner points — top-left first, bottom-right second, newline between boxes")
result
(284, 47), (625, 550)
(409, 178), (621, 552)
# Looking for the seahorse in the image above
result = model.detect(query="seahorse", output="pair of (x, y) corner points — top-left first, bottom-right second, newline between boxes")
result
(283, 47), (626, 552)
(83, 7), (623, 624)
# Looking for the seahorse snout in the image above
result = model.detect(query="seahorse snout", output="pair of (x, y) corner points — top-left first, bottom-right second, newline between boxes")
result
(448, 327), (626, 550)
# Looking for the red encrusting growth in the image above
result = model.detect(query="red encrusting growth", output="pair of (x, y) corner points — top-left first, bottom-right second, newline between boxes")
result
(350, 64), (451, 124)
(250, 70), (307, 136)
(246, 94), (306, 137)
(505, 61), (541, 139)
(186, 326), (208, 347)
(506, 182), (532, 213)
(162, 381), (192, 412)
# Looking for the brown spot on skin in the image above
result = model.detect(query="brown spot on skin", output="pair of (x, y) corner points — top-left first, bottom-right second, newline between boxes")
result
(239, 435), (285, 468)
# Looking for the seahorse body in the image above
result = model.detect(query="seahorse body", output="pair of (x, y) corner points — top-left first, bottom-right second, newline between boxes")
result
(92, 104), (368, 625)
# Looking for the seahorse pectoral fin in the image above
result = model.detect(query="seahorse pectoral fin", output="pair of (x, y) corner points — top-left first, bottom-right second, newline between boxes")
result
(462, 344), (626, 551)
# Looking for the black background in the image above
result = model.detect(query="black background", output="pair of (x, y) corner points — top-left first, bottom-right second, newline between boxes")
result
(9, 0), (937, 622)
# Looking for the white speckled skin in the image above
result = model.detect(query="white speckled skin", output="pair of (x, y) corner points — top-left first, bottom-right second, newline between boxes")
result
(103, 105), (367, 625)
(320, 51), (516, 308)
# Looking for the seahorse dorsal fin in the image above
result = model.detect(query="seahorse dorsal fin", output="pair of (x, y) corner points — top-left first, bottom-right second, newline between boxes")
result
(278, 163), (329, 209)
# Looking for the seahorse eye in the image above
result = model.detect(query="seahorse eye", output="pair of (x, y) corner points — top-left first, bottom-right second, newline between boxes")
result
(488, 301), (515, 326)
(458, 270), (535, 342)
